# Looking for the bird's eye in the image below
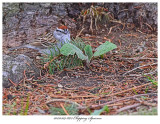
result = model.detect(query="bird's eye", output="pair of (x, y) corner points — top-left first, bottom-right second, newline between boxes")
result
(56, 29), (68, 34)
(56, 29), (63, 33)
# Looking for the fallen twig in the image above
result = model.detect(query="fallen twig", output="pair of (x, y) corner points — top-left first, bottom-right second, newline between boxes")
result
(116, 103), (141, 113)
(144, 23), (153, 31)
(88, 93), (157, 109)
(110, 20), (125, 30)
(107, 25), (118, 36)
(141, 101), (157, 107)
(119, 57), (157, 61)
(23, 70), (27, 79)
(123, 63), (157, 76)
(76, 27), (85, 38)
(8, 78), (17, 87)
(68, 95), (99, 98)
(90, 14), (93, 33)
(128, 69), (157, 77)
(103, 82), (152, 98)
(43, 55), (61, 69)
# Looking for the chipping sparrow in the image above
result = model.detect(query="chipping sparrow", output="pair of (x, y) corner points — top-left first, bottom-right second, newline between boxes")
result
(9, 26), (70, 55)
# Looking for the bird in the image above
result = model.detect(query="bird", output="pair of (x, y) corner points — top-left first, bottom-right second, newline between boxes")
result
(8, 25), (71, 55)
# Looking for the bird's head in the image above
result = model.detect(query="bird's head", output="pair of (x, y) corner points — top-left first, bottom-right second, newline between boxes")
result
(53, 25), (70, 43)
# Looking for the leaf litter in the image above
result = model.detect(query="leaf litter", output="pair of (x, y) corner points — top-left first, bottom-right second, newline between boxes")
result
(3, 26), (157, 115)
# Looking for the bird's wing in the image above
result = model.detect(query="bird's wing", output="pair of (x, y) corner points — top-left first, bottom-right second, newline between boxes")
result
(35, 32), (57, 48)
(9, 32), (57, 50)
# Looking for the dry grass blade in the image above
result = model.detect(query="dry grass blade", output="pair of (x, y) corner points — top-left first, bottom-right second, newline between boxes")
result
(60, 103), (69, 115)
(76, 28), (85, 38)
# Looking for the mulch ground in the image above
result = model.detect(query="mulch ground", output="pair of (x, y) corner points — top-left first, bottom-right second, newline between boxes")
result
(3, 27), (157, 115)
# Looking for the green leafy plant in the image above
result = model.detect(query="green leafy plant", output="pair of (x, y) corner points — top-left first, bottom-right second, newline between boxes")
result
(144, 75), (158, 86)
(132, 89), (138, 95)
(20, 94), (30, 115)
(49, 103), (78, 115)
(3, 102), (17, 115)
(3, 94), (30, 115)
(60, 43), (88, 60)
(41, 38), (85, 74)
(71, 37), (86, 50)
(60, 41), (117, 65)
(84, 45), (93, 63)
(145, 86), (149, 93)
(42, 38), (117, 74)
(91, 105), (109, 115)
(93, 41), (117, 56)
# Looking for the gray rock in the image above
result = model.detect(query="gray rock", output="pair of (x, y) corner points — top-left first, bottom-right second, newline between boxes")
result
(3, 54), (40, 88)
(51, 3), (68, 17)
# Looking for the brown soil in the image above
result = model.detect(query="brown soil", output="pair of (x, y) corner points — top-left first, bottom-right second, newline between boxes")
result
(3, 25), (157, 115)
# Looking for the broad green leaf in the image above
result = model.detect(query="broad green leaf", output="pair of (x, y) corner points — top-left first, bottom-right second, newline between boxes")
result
(93, 41), (117, 57)
(84, 45), (93, 62)
(60, 43), (87, 60)
(91, 105), (109, 115)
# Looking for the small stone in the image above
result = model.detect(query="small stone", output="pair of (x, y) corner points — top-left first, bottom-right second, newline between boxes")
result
(85, 34), (90, 37)
(58, 83), (63, 88)
(36, 56), (41, 60)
